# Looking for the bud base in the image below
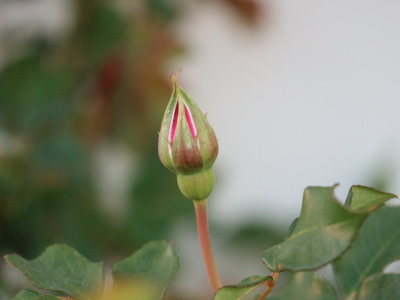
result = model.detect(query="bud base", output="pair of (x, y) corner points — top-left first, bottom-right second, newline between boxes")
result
(177, 168), (215, 201)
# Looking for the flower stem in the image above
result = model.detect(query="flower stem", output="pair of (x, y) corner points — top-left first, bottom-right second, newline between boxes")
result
(193, 199), (222, 292)
(257, 272), (280, 300)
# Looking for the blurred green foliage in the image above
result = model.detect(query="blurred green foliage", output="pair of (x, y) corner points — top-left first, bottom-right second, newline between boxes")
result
(0, 0), (182, 260)
(0, 0), (272, 298)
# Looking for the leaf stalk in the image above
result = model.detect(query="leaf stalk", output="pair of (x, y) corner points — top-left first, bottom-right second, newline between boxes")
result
(257, 272), (280, 300)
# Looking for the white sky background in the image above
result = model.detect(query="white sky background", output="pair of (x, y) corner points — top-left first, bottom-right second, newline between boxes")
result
(172, 1), (400, 227)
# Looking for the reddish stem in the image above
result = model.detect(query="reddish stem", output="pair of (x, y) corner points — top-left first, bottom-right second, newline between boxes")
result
(193, 199), (222, 292)
(257, 272), (280, 300)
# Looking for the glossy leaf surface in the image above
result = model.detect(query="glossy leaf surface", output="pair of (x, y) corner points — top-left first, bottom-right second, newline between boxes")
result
(358, 273), (400, 300)
(345, 185), (397, 212)
(263, 186), (366, 271)
(5, 244), (103, 300)
(268, 272), (337, 300)
(333, 206), (400, 298)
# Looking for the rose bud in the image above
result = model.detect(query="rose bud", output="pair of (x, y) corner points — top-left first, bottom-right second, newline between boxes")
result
(158, 74), (218, 200)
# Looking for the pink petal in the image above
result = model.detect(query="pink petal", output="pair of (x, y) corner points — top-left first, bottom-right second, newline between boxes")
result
(184, 104), (197, 138)
(169, 102), (179, 142)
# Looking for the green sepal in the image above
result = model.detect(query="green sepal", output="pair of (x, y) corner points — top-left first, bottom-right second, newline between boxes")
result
(158, 74), (218, 175)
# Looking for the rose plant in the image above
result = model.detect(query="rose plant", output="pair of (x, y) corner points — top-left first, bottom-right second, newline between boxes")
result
(4, 75), (400, 300)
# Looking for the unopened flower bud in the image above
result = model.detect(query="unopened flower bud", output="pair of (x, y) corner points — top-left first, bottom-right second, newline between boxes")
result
(158, 74), (218, 174)
(158, 74), (218, 200)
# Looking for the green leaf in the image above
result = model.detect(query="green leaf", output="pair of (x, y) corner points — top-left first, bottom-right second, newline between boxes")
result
(267, 272), (337, 300)
(112, 241), (179, 300)
(5, 244), (103, 300)
(11, 290), (58, 300)
(213, 275), (272, 300)
(358, 273), (400, 300)
(263, 186), (367, 272)
(285, 217), (299, 240)
(11, 289), (72, 300)
(333, 206), (400, 298)
(11, 290), (41, 300)
(345, 185), (397, 212)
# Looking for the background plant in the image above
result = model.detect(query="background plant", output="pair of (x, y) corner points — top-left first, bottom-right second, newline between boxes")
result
(0, 1), (271, 299)
(1, 1), (399, 299)
(4, 182), (400, 299)
(3, 75), (400, 299)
